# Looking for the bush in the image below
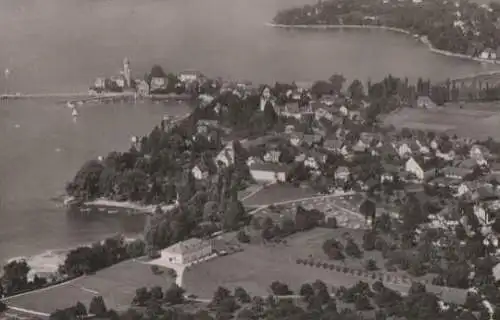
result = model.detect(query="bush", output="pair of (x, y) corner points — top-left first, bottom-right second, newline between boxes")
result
(237, 230), (251, 244)
(345, 239), (363, 259)
(325, 217), (338, 228)
(151, 265), (163, 275)
(342, 267), (349, 273)
(366, 259), (378, 271)
(316, 262), (322, 268)
(0, 301), (6, 313)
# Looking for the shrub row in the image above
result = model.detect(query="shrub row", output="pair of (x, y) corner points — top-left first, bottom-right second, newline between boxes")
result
(295, 258), (406, 284)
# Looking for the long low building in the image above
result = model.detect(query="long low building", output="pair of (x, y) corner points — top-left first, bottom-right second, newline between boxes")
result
(249, 162), (289, 183)
(160, 238), (213, 266)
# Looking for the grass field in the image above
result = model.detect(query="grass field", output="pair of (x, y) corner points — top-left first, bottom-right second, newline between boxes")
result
(384, 103), (500, 140)
(4, 260), (175, 314)
(183, 228), (467, 305)
(241, 184), (318, 206)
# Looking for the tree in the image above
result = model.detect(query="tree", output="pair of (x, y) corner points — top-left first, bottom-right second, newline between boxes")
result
(74, 301), (87, 317)
(0, 301), (6, 313)
(150, 286), (163, 300)
(89, 296), (107, 317)
(345, 239), (363, 258)
(2, 260), (30, 295)
(299, 283), (314, 300)
(359, 199), (376, 223)
(348, 79), (365, 101)
(270, 281), (292, 295)
(362, 230), (377, 251)
(355, 294), (373, 310)
(234, 287), (251, 304)
(329, 74), (346, 93)
(164, 283), (185, 305)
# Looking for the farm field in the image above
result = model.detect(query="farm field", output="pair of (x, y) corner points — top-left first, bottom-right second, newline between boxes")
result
(3, 260), (175, 315)
(384, 103), (500, 140)
(241, 183), (318, 206)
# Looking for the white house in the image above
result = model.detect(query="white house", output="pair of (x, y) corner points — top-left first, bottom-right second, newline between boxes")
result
(335, 166), (350, 181)
(290, 134), (303, 147)
(339, 105), (348, 116)
(304, 156), (319, 170)
(216, 142), (235, 167)
(160, 238), (213, 265)
(474, 204), (491, 225)
(430, 140), (439, 150)
(94, 77), (106, 89)
(192, 165), (209, 180)
(179, 70), (203, 83)
(397, 143), (412, 158)
(263, 150), (281, 163)
(150, 77), (167, 92)
(249, 163), (288, 183)
(405, 157), (424, 180)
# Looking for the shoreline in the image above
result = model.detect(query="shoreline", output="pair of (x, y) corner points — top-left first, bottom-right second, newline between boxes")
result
(267, 22), (500, 68)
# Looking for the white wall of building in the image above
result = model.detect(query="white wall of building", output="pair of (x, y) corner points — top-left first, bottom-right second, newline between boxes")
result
(251, 170), (286, 182)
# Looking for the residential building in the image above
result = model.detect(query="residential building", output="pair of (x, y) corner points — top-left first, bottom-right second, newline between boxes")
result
(289, 133), (303, 147)
(160, 238), (213, 265)
(397, 142), (412, 158)
(249, 162), (288, 182)
(323, 139), (343, 152)
(473, 204), (491, 225)
(263, 150), (281, 163)
(216, 142), (234, 167)
(150, 77), (168, 93)
(416, 96), (437, 108)
(192, 164), (209, 180)
(94, 77), (106, 89)
(405, 157), (424, 180)
(335, 166), (350, 181)
(442, 166), (472, 180)
(179, 70), (203, 83)
(304, 156), (319, 170)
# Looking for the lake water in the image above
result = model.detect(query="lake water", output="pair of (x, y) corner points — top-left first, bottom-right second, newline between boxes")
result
(0, 0), (499, 269)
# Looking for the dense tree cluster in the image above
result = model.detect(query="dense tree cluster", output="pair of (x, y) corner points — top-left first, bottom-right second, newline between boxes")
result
(274, 0), (500, 59)
(59, 236), (145, 278)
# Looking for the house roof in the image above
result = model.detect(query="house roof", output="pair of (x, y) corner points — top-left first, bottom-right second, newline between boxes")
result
(458, 159), (478, 169)
(164, 238), (210, 255)
(442, 166), (472, 178)
(324, 139), (343, 150)
(249, 162), (289, 172)
(336, 166), (350, 173)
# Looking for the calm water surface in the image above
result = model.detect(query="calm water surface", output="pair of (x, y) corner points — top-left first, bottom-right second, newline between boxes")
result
(0, 0), (498, 265)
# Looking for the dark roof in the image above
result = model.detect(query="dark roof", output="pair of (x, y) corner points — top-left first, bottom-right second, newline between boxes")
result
(249, 162), (289, 172)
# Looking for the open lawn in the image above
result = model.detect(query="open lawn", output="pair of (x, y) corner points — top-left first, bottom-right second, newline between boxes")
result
(241, 184), (318, 206)
(183, 228), (467, 305)
(4, 260), (175, 314)
(384, 104), (500, 140)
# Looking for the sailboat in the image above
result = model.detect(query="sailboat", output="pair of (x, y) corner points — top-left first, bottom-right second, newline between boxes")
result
(71, 107), (79, 117)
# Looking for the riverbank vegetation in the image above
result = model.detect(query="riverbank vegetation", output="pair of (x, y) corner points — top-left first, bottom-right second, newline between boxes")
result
(273, 0), (500, 60)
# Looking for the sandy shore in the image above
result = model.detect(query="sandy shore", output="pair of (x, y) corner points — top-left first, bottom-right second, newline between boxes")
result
(81, 198), (178, 214)
(267, 22), (500, 68)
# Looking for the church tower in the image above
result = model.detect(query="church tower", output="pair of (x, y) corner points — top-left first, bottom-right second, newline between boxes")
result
(123, 58), (131, 88)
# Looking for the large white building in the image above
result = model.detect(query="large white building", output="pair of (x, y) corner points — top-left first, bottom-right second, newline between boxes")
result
(160, 238), (213, 265)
